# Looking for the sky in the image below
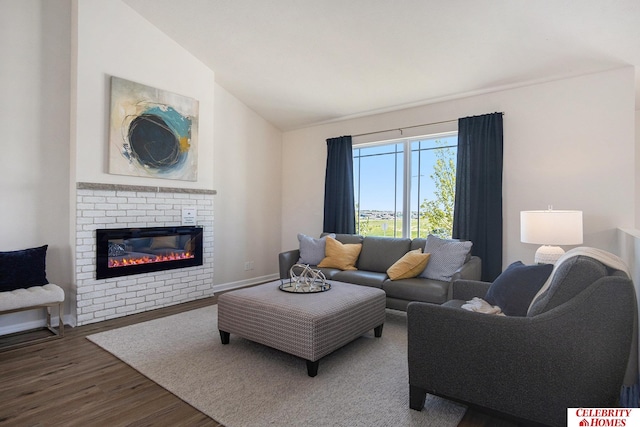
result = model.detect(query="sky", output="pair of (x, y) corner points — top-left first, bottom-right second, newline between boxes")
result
(353, 135), (457, 212)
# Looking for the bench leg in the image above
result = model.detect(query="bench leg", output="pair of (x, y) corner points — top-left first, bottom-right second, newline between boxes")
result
(374, 323), (384, 337)
(306, 360), (319, 377)
(58, 302), (64, 337)
(46, 306), (52, 331)
(45, 303), (64, 337)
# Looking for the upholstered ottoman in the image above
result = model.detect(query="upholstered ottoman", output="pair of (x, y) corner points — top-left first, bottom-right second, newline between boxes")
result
(217, 280), (386, 376)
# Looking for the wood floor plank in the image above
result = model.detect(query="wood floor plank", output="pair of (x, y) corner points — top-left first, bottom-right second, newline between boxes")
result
(0, 295), (512, 427)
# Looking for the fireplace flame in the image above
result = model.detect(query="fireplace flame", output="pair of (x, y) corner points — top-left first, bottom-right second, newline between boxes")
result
(108, 252), (194, 268)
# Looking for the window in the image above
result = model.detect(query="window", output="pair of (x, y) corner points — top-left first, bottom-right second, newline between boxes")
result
(353, 133), (457, 238)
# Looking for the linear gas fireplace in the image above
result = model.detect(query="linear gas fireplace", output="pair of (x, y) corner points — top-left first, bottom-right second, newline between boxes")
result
(96, 226), (204, 279)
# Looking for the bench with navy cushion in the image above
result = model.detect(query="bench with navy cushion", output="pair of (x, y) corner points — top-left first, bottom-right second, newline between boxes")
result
(0, 245), (65, 350)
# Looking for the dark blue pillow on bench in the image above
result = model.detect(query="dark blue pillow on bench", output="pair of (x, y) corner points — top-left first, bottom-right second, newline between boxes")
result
(485, 261), (552, 316)
(0, 245), (49, 292)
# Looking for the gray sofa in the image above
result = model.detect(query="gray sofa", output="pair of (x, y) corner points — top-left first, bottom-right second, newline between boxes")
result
(279, 234), (482, 311)
(407, 255), (637, 427)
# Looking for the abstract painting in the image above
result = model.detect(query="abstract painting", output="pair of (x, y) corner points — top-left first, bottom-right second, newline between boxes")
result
(109, 77), (199, 181)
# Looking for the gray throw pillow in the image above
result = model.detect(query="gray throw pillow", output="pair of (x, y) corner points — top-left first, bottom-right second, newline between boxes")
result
(419, 235), (472, 281)
(297, 233), (335, 265)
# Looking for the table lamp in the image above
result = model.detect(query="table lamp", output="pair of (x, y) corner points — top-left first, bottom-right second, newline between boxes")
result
(520, 209), (583, 264)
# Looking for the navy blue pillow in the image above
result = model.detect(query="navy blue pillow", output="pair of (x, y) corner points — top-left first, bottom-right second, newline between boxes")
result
(0, 245), (49, 292)
(485, 261), (553, 316)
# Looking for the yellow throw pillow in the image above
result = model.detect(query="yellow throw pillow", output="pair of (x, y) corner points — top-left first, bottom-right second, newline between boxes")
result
(317, 236), (362, 271)
(387, 249), (431, 280)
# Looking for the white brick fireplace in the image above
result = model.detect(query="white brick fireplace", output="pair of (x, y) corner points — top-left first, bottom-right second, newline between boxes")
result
(75, 183), (215, 326)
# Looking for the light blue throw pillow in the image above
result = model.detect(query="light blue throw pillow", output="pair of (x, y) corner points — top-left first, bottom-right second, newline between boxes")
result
(419, 235), (472, 281)
(297, 233), (335, 265)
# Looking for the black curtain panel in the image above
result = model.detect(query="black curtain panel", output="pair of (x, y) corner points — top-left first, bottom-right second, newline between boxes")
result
(453, 113), (504, 281)
(323, 136), (356, 234)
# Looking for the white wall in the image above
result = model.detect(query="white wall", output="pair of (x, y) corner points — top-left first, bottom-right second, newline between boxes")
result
(1, 0), (283, 332)
(282, 67), (636, 268)
(0, 0), (73, 331)
(636, 109), (640, 229)
(213, 83), (282, 288)
(73, 0), (215, 189)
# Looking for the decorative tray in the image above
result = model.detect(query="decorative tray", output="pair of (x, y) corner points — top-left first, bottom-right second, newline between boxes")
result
(279, 264), (331, 293)
(279, 281), (331, 293)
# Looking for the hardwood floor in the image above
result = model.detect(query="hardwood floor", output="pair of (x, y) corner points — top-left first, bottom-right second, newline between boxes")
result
(0, 297), (517, 427)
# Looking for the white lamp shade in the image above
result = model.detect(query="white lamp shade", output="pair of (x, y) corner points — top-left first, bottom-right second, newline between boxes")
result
(520, 210), (583, 245)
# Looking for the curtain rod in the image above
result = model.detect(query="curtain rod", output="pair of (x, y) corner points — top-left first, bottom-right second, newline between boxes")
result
(353, 118), (457, 138)
(352, 112), (504, 138)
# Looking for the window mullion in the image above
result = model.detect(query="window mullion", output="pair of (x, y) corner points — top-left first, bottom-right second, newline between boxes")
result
(402, 140), (411, 238)
(355, 149), (361, 232)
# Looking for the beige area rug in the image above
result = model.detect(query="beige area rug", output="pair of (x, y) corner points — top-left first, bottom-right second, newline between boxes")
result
(87, 305), (466, 427)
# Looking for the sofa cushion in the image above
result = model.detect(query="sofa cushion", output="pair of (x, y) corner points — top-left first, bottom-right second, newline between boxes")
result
(387, 249), (431, 280)
(332, 270), (388, 288)
(383, 277), (449, 304)
(318, 237), (362, 271)
(0, 245), (49, 292)
(420, 235), (472, 281)
(322, 233), (364, 245)
(297, 233), (335, 265)
(484, 261), (553, 316)
(410, 238), (428, 252)
(358, 236), (411, 273)
(315, 267), (341, 280)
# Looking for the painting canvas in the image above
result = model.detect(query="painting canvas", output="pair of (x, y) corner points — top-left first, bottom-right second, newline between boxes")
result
(109, 77), (199, 181)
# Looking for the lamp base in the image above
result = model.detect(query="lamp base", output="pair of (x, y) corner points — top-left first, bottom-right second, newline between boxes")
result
(534, 245), (565, 264)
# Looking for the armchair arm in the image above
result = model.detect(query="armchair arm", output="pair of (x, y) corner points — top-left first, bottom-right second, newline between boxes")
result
(407, 276), (635, 427)
(447, 279), (491, 300)
(450, 255), (481, 282)
(278, 249), (300, 279)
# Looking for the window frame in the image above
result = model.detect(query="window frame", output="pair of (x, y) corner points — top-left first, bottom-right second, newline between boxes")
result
(353, 131), (458, 238)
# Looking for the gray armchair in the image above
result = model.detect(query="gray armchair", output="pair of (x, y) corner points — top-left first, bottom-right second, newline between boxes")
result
(407, 255), (637, 427)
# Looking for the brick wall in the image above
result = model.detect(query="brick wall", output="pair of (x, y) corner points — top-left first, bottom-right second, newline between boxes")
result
(75, 183), (215, 326)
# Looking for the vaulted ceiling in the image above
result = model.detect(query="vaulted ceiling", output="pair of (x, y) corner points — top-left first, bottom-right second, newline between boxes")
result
(124, 0), (640, 131)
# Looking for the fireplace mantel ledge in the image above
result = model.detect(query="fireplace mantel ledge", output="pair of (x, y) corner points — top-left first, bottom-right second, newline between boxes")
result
(77, 182), (216, 195)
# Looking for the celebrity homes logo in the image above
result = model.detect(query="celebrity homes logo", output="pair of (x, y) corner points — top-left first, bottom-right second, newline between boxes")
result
(567, 408), (638, 426)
